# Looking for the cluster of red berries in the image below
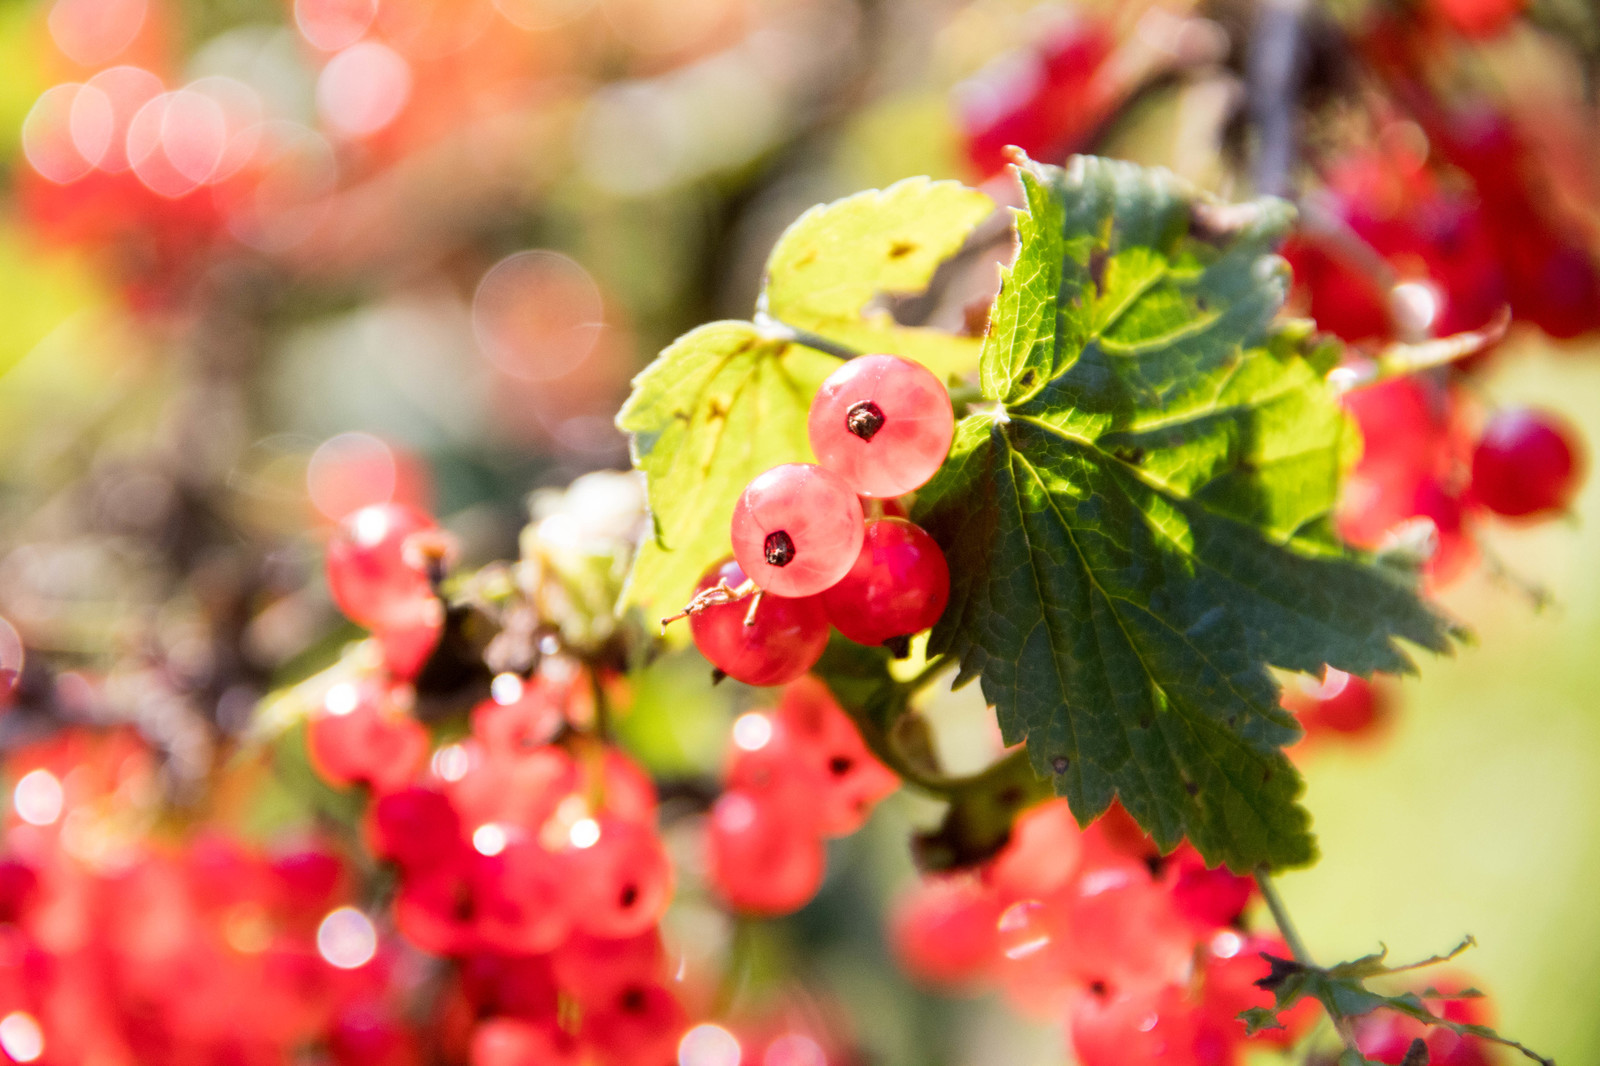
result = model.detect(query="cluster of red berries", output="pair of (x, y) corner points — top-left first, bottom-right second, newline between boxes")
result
(890, 798), (1506, 1065)
(316, 668), (686, 1066)
(0, 728), (433, 1066)
(684, 354), (955, 685)
(706, 678), (899, 916)
(891, 798), (1316, 1064)
(307, 500), (691, 1065)
(1338, 378), (1584, 585)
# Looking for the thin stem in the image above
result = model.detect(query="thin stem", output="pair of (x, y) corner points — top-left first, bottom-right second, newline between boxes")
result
(752, 307), (863, 361)
(1254, 868), (1312, 964)
(588, 665), (612, 744)
(1255, 868), (1364, 1053)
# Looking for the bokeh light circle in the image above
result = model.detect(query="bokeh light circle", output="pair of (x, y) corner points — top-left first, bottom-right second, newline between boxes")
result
(678, 1024), (741, 1066)
(185, 76), (265, 183)
(80, 66), (165, 173)
(22, 84), (100, 184)
(316, 907), (378, 969)
(127, 89), (229, 197)
(0, 1012), (43, 1064)
(472, 251), (605, 381)
(316, 42), (412, 138)
(307, 432), (397, 521)
(14, 770), (64, 827)
(49, 0), (146, 66)
(295, 0), (379, 51)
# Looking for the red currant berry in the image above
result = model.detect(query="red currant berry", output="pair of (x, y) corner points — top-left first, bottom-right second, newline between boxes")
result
(551, 930), (665, 1009)
(377, 603), (444, 681)
(1161, 846), (1254, 930)
(774, 678), (899, 835)
(890, 875), (1003, 987)
(368, 787), (464, 874)
(808, 355), (954, 498)
(472, 835), (572, 954)
(730, 464), (864, 597)
(1470, 408), (1584, 519)
(706, 790), (826, 916)
(986, 799), (1084, 901)
(471, 684), (564, 761)
(470, 1018), (581, 1066)
(689, 560), (829, 686)
(307, 683), (429, 795)
(561, 816), (673, 939)
(328, 1001), (420, 1066)
(326, 503), (438, 629)
(1070, 985), (1201, 1066)
(458, 951), (559, 1021)
(1282, 668), (1391, 739)
(268, 847), (345, 919)
(822, 518), (950, 647)
(578, 981), (686, 1066)
(1199, 932), (1317, 1048)
(394, 860), (478, 956)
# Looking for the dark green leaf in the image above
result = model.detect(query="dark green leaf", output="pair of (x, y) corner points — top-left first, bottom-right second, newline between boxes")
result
(1237, 1007), (1283, 1038)
(914, 155), (1460, 870)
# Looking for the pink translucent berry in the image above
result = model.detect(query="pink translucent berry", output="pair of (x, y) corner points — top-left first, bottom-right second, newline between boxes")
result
(730, 463), (864, 597)
(808, 354), (955, 498)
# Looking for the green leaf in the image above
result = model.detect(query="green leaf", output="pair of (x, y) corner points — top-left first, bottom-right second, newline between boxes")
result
(1237, 1007), (1283, 1038)
(617, 321), (839, 620)
(914, 155), (1459, 871)
(1328, 946), (1393, 980)
(761, 176), (994, 378)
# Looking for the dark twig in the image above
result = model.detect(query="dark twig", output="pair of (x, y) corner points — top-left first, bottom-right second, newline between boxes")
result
(1248, 0), (1310, 197)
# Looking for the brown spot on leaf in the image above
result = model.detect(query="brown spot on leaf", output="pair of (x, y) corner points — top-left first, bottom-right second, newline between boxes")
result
(888, 240), (918, 259)
(1088, 247), (1110, 292)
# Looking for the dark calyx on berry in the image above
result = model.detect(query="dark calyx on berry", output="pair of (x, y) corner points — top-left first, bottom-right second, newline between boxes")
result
(764, 530), (797, 567)
(845, 400), (886, 442)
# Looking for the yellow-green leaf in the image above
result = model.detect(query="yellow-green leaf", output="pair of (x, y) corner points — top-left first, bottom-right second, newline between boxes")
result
(617, 321), (839, 622)
(761, 177), (994, 379)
